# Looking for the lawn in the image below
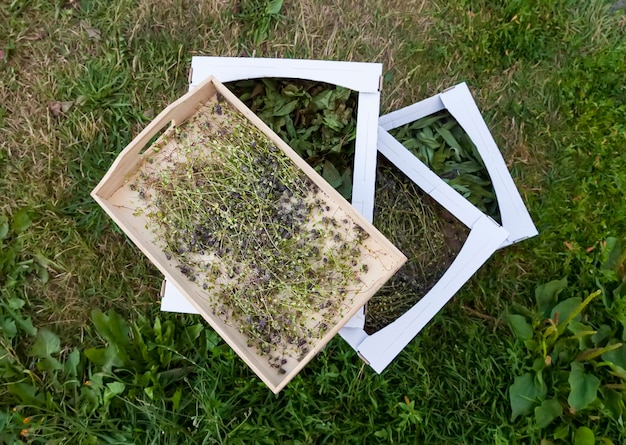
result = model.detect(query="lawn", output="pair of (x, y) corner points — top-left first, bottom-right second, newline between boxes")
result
(1, 0), (626, 443)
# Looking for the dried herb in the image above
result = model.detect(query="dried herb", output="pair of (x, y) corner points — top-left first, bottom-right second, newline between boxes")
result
(131, 95), (376, 373)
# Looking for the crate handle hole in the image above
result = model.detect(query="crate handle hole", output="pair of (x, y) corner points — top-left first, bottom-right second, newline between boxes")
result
(138, 122), (173, 156)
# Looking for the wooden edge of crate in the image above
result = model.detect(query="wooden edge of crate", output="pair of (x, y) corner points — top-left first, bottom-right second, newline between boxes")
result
(91, 78), (218, 200)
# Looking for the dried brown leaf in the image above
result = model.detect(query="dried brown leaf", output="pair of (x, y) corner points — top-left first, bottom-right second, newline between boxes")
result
(80, 20), (101, 40)
(48, 102), (62, 117)
(60, 101), (74, 113)
(25, 29), (48, 41)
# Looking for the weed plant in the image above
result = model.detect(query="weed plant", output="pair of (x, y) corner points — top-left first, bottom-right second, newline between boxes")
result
(132, 94), (373, 373)
(505, 238), (626, 443)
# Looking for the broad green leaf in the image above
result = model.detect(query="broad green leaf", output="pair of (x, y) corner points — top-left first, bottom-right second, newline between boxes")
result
(251, 25), (269, 46)
(84, 346), (124, 372)
(510, 372), (547, 421)
(104, 381), (126, 404)
(601, 237), (621, 272)
(551, 297), (582, 326)
(333, 86), (351, 103)
(435, 126), (462, 150)
(204, 330), (221, 352)
(238, 92), (252, 101)
(285, 114), (296, 139)
(37, 265), (49, 284)
(568, 362), (600, 411)
(507, 314), (533, 341)
(0, 318), (17, 338)
(614, 280), (626, 300)
(408, 114), (445, 130)
(91, 310), (131, 350)
(312, 90), (334, 110)
(591, 324), (613, 346)
(336, 167), (353, 200)
(555, 291), (601, 337)
(322, 161), (343, 188)
(282, 84), (306, 97)
(574, 426), (595, 445)
(568, 320), (595, 349)
(14, 312), (37, 337)
(171, 387), (182, 411)
(11, 208), (31, 233)
(131, 323), (150, 362)
(443, 160), (484, 174)
(416, 130), (440, 149)
(273, 99), (299, 117)
(64, 348), (81, 377)
(29, 329), (61, 358)
(601, 339), (626, 368)
(330, 142), (343, 154)
(322, 113), (344, 132)
(554, 424), (570, 440)
(577, 343), (622, 362)
(436, 126), (464, 161)
(39, 356), (62, 373)
(600, 387), (624, 421)
(431, 149), (447, 172)
(606, 362), (626, 380)
(108, 382), (125, 396)
(374, 428), (390, 439)
(534, 399), (562, 429)
(265, 0), (283, 15)
(402, 138), (420, 151)
(8, 382), (44, 405)
(7, 297), (25, 310)
(185, 323), (204, 342)
(154, 316), (162, 341)
(532, 357), (547, 373)
(299, 125), (319, 142)
(535, 278), (567, 317)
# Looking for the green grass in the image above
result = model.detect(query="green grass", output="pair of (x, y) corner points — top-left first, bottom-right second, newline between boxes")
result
(2, 0), (626, 443)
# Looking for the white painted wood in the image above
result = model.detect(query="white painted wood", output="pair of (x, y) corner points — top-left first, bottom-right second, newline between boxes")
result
(351, 92), (380, 224)
(377, 83), (537, 246)
(440, 83), (538, 245)
(190, 57), (382, 93)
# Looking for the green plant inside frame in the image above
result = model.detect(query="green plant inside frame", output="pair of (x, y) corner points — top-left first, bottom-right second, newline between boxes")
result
(226, 78), (358, 200)
(389, 111), (502, 223)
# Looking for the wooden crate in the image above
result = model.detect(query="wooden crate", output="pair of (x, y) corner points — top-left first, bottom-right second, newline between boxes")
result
(91, 76), (406, 393)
